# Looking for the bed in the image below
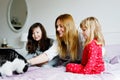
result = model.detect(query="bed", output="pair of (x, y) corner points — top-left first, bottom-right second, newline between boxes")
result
(0, 45), (120, 80)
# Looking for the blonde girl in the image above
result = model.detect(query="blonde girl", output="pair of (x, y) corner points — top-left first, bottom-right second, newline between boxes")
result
(66, 17), (105, 74)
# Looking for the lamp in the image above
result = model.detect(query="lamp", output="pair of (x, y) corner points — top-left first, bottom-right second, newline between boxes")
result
(20, 33), (28, 48)
(20, 33), (27, 42)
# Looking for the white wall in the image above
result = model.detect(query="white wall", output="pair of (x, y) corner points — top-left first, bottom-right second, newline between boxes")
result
(0, 0), (120, 54)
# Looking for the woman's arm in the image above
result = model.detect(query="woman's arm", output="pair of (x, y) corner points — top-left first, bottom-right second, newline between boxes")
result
(27, 40), (58, 65)
(27, 53), (49, 65)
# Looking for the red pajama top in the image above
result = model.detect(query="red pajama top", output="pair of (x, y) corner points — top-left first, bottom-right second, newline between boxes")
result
(66, 40), (105, 74)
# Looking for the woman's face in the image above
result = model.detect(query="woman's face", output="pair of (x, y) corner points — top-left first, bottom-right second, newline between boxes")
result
(32, 26), (42, 41)
(56, 19), (65, 37)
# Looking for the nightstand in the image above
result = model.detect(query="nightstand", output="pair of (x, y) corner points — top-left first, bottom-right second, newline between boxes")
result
(0, 46), (14, 49)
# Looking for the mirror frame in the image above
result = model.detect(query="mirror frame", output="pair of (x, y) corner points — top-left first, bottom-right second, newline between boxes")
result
(7, 0), (28, 33)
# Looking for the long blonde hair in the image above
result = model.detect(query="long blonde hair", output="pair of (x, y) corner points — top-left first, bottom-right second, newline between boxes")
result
(55, 14), (79, 61)
(80, 17), (105, 47)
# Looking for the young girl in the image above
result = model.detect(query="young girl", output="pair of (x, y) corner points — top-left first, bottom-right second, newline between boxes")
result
(25, 22), (57, 67)
(66, 17), (105, 74)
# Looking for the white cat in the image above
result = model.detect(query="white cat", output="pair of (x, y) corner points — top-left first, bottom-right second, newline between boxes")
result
(0, 49), (29, 77)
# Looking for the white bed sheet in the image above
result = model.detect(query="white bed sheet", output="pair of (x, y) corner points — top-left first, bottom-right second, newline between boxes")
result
(0, 62), (120, 80)
(0, 44), (120, 80)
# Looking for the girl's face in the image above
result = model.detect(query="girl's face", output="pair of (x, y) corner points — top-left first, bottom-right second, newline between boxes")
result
(56, 19), (65, 37)
(32, 27), (42, 41)
(81, 26), (88, 40)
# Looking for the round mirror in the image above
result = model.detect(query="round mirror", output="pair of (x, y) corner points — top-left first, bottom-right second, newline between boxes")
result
(8, 0), (27, 32)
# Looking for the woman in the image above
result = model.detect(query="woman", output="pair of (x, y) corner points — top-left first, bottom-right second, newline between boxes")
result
(27, 14), (84, 66)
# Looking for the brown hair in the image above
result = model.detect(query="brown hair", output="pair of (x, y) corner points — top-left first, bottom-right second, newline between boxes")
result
(26, 22), (53, 53)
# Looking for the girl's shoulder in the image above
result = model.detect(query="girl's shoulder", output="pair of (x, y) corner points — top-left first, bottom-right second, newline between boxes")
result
(45, 38), (54, 42)
(86, 40), (96, 47)
(86, 40), (101, 49)
(46, 38), (55, 46)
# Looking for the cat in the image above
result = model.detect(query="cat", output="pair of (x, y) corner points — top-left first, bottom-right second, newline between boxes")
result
(0, 49), (29, 77)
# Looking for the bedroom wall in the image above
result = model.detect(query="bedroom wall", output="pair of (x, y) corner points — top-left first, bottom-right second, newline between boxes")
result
(0, 0), (120, 55)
